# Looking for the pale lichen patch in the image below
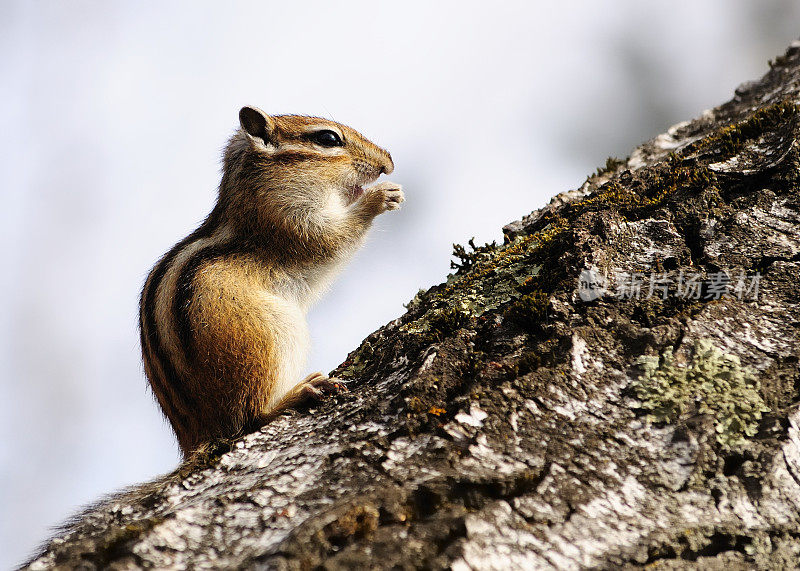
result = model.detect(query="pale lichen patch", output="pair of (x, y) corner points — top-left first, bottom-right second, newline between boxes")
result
(631, 339), (769, 447)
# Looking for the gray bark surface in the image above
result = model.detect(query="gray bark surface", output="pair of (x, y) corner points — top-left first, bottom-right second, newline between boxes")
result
(26, 42), (800, 570)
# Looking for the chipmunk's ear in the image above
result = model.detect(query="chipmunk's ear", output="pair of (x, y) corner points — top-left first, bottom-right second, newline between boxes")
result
(239, 106), (275, 144)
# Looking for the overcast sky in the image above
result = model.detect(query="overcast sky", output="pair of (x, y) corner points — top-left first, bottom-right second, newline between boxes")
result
(2, 1), (798, 566)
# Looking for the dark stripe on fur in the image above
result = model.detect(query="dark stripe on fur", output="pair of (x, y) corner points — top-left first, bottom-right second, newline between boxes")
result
(139, 319), (175, 417)
(140, 241), (196, 437)
(270, 150), (320, 164)
(139, 207), (223, 444)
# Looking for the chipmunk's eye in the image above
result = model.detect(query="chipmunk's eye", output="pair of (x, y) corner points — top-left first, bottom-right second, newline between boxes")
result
(310, 130), (344, 148)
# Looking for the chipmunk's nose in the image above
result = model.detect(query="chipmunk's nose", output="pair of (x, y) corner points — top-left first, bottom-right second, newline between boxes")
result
(378, 152), (394, 175)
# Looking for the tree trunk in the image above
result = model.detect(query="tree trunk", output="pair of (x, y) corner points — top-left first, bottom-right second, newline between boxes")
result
(26, 42), (800, 570)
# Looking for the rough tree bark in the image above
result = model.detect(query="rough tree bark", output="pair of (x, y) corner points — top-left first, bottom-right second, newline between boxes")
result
(25, 42), (800, 570)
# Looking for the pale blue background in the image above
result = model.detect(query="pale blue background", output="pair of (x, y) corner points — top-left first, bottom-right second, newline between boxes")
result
(1, 1), (798, 566)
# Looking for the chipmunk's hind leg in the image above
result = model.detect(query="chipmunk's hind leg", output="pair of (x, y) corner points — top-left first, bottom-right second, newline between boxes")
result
(266, 372), (347, 419)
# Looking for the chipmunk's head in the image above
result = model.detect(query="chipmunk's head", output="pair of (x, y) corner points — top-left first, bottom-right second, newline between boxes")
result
(224, 106), (393, 214)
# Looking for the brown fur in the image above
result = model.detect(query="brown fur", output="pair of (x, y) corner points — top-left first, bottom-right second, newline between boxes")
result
(139, 107), (403, 456)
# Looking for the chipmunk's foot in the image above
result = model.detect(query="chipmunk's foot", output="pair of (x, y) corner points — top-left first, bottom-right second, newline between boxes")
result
(297, 372), (348, 400)
(266, 373), (348, 420)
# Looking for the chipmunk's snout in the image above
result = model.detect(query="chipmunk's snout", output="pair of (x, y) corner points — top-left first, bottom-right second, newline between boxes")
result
(353, 154), (393, 182)
(379, 153), (394, 176)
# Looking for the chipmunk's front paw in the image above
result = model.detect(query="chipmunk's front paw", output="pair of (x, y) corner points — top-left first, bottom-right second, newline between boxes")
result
(365, 181), (404, 213)
(384, 186), (404, 211)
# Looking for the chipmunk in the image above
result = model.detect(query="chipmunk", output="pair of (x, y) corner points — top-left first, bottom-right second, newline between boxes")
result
(139, 106), (403, 457)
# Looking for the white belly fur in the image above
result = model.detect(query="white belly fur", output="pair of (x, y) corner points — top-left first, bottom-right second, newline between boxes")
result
(262, 292), (310, 410)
